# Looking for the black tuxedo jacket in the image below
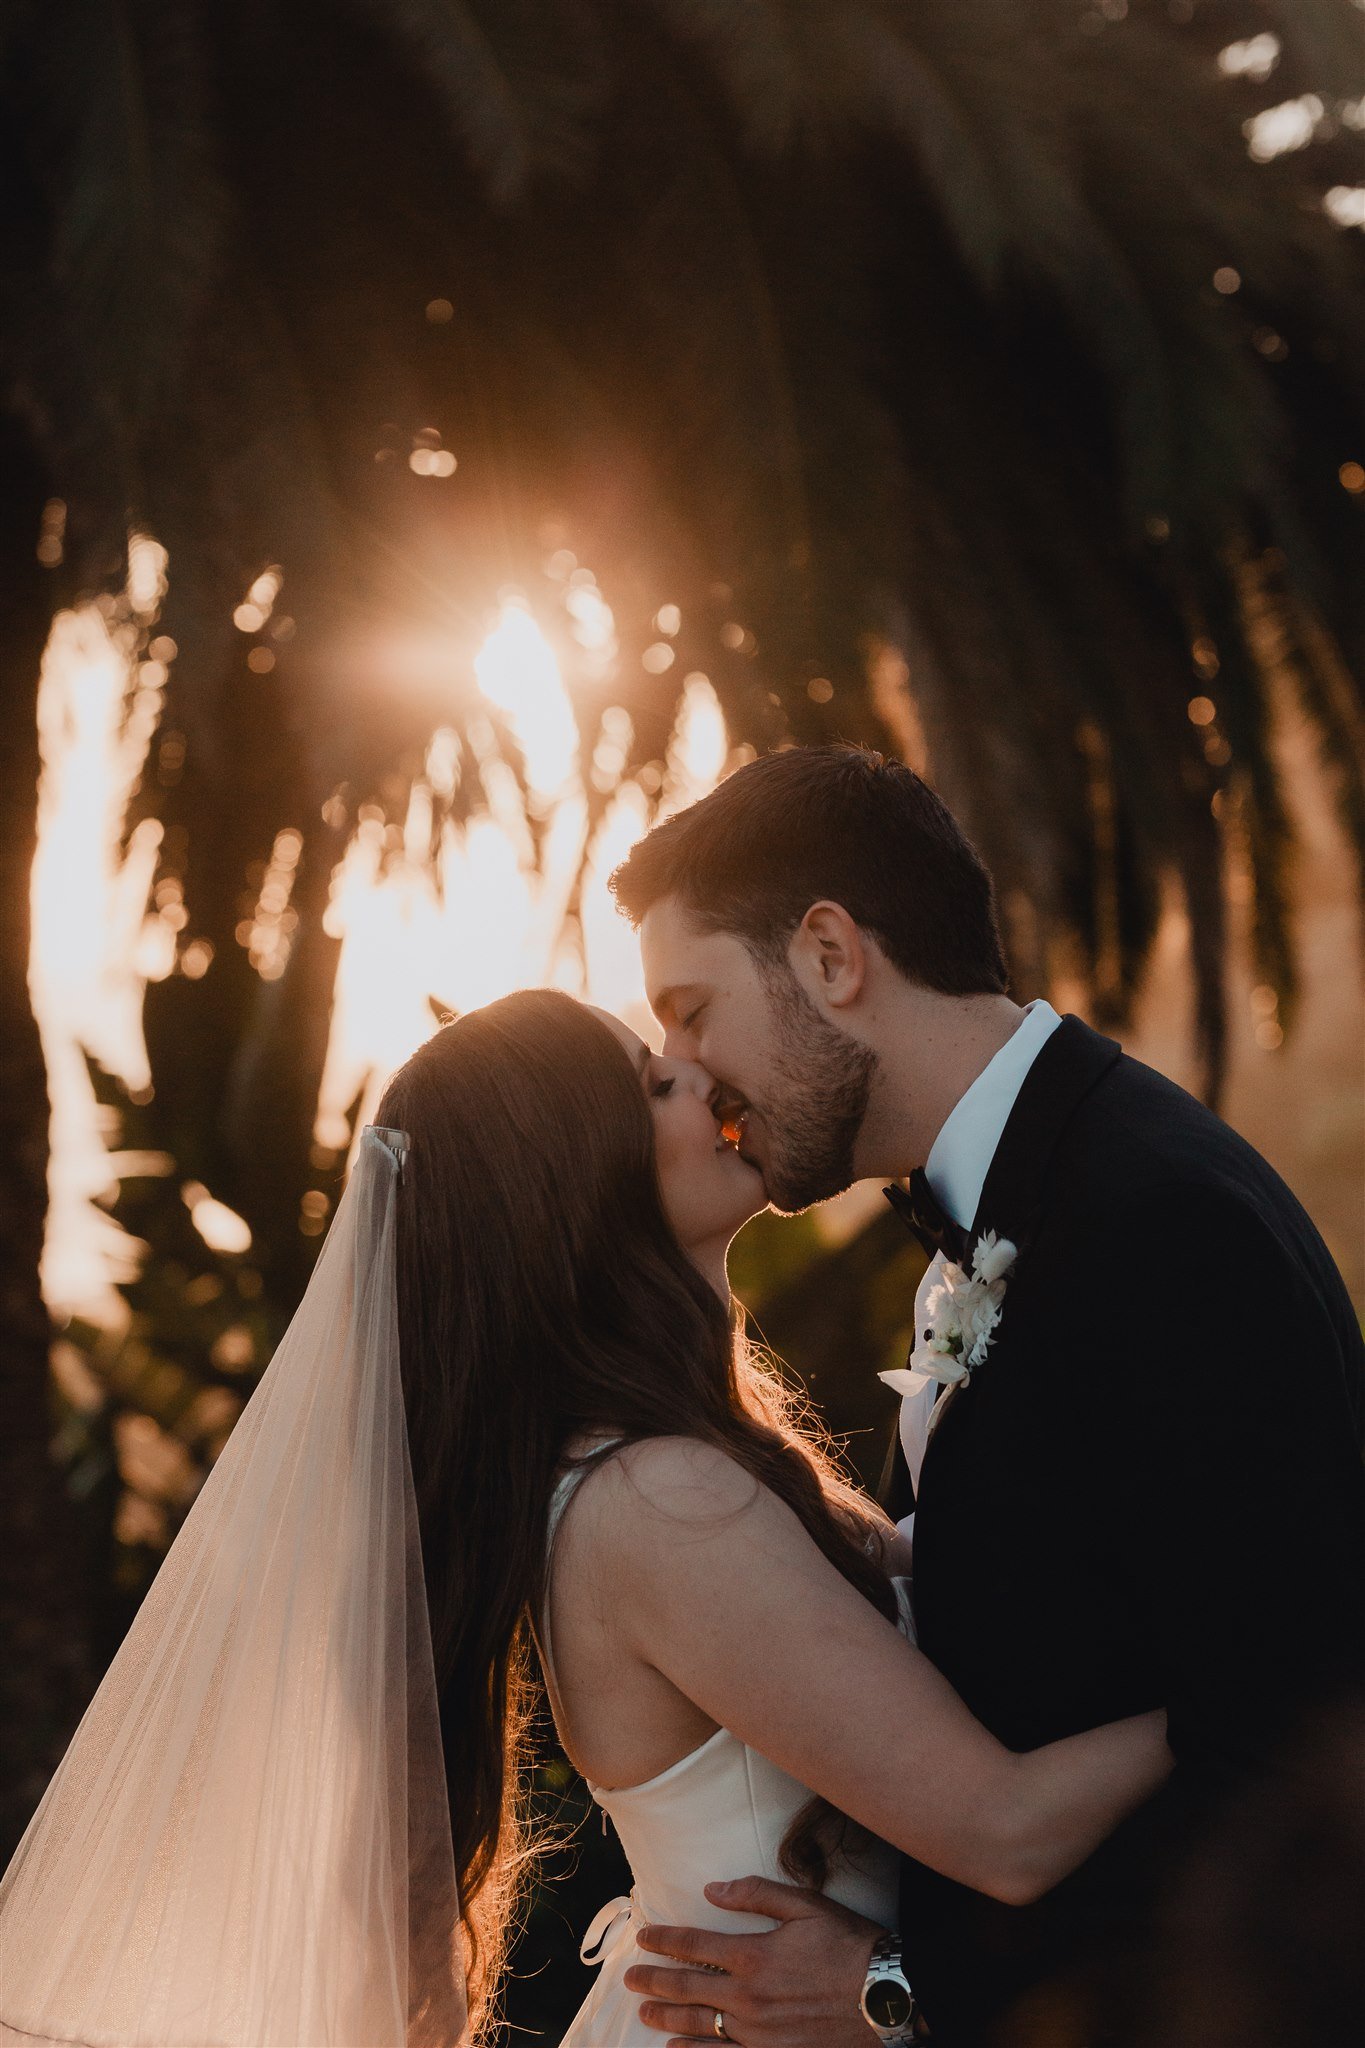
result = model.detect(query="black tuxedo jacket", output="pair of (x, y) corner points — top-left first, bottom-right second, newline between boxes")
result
(888, 1017), (1365, 2046)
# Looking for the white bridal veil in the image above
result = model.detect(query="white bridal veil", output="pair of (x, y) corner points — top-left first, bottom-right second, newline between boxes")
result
(0, 1127), (467, 2048)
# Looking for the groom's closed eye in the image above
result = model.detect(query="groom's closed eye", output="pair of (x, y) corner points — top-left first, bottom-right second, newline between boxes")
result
(652, 984), (701, 1027)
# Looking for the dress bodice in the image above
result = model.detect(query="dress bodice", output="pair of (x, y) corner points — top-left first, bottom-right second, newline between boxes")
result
(540, 1447), (903, 2042)
(584, 1713), (899, 1934)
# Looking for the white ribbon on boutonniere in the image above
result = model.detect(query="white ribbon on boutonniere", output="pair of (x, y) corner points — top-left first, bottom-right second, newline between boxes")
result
(879, 1230), (1019, 1399)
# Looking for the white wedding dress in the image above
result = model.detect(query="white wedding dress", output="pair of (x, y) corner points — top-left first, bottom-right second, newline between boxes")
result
(542, 1456), (906, 2047)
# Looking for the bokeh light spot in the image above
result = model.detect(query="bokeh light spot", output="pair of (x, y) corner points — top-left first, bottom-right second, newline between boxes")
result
(183, 1183), (252, 1255)
(1324, 187), (1365, 230)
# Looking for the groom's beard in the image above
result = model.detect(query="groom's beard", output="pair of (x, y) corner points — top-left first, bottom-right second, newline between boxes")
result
(755, 974), (878, 1213)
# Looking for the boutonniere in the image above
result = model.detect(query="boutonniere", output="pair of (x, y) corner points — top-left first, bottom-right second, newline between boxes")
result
(882, 1231), (1019, 1396)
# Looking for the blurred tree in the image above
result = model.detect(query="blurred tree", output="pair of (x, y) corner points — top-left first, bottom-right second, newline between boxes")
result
(1, 0), (1363, 1886)
(0, 416), (94, 1856)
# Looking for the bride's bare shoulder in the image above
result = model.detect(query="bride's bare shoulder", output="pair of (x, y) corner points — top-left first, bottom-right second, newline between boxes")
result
(563, 1434), (798, 1561)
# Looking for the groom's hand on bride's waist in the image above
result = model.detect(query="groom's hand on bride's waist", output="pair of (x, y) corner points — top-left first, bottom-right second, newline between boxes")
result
(624, 1874), (884, 2047)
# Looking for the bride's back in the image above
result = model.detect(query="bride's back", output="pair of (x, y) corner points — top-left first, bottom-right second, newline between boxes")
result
(537, 1440), (901, 2047)
(541, 1436), (732, 1792)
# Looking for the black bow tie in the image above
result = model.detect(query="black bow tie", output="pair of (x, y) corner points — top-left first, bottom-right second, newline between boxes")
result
(884, 1169), (970, 1269)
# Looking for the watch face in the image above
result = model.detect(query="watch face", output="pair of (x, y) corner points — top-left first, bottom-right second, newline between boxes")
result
(865, 1979), (914, 2030)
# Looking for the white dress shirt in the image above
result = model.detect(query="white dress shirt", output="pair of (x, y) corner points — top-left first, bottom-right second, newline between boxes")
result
(896, 1000), (1063, 1530)
(923, 997), (1063, 1232)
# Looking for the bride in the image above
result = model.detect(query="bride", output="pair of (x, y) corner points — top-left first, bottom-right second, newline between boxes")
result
(0, 989), (1168, 2048)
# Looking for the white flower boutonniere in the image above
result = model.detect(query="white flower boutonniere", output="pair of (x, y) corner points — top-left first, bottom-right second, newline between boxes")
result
(908, 1230), (1018, 1389)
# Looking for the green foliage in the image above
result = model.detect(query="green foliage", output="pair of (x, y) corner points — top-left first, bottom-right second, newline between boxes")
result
(55, 1057), (289, 1625)
(726, 1203), (827, 1305)
(740, 1204), (930, 1496)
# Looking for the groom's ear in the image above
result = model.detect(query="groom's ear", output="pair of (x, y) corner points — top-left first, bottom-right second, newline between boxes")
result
(788, 901), (868, 1011)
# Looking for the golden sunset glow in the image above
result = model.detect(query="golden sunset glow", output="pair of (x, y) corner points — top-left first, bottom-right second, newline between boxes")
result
(31, 567), (730, 1307)
(315, 595), (734, 1143)
(473, 597), (581, 800)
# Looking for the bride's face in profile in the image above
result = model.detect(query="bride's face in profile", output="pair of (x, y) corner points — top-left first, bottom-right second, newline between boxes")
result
(590, 1008), (766, 1258)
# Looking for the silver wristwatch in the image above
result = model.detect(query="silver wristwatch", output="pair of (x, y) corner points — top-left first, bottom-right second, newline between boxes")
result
(859, 1932), (918, 2042)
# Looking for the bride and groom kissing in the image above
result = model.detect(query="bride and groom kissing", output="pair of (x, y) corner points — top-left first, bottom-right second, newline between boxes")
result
(3, 744), (1362, 2048)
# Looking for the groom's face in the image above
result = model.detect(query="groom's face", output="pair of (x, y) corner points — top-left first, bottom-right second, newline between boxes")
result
(640, 896), (877, 1214)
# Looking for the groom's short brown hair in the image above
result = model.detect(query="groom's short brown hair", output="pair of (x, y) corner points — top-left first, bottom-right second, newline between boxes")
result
(610, 743), (1008, 995)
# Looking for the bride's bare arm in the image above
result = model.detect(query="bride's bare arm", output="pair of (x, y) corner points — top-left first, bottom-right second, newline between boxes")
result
(599, 1437), (1168, 1906)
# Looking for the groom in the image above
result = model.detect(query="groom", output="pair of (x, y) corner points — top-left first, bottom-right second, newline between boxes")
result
(609, 744), (1365, 2047)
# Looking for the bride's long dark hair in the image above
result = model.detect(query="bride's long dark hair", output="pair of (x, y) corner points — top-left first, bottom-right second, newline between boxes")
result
(376, 988), (896, 2037)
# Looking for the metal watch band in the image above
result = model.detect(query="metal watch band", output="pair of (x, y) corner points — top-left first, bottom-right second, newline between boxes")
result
(859, 1932), (918, 2043)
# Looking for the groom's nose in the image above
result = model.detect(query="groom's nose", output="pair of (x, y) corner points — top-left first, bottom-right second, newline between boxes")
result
(674, 1057), (721, 1101)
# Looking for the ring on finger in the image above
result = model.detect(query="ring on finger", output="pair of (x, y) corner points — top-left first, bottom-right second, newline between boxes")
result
(713, 2011), (731, 2043)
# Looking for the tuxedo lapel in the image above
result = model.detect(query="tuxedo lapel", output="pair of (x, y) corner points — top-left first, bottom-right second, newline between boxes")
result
(879, 1019), (1120, 1522)
(969, 1015), (1122, 1253)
